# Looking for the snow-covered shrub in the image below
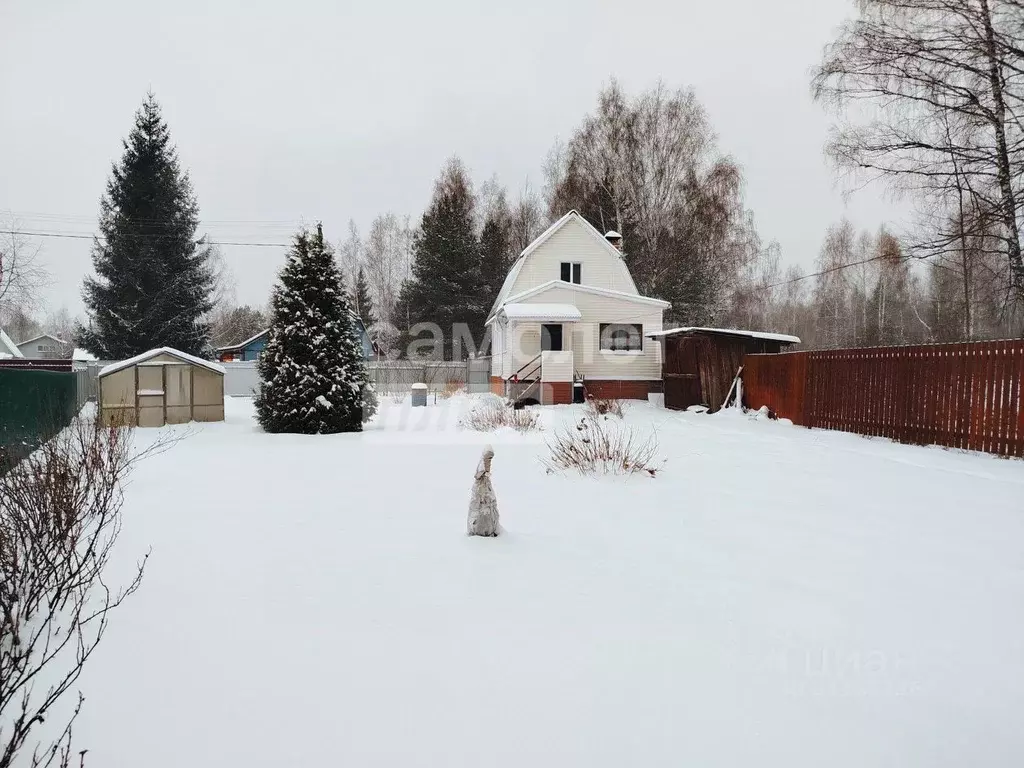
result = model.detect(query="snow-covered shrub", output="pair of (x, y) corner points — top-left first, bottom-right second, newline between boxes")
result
(544, 412), (659, 477)
(585, 394), (624, 418)
(460, 399), (540, 433)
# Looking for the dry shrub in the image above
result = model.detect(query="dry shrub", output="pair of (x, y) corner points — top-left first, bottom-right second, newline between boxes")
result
(0, 414), (174, 768)
(461, 399), (540, 433)
(438, 379), (466, 399)
(585, 394), (624, 418)
(544, 412), (659, 477)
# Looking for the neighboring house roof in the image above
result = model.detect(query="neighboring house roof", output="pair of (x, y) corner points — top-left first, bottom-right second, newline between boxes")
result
(72, 347), (98, 362)
(500, 303), (583, 322)
(646, 327), (801, 345)
(16, 333), (67, 348)
(99, 347), (226, 378)
(0, 329), (25, 358)
(487, 210), (641, 322)
(217, 312), (372, 354)
(216, 328), (270, 353)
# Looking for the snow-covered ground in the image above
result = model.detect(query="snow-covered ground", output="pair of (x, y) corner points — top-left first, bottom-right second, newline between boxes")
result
(77, 396), (1024, 767)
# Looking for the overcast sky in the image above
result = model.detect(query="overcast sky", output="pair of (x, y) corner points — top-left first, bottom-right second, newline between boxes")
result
(0, 0), (896, 317)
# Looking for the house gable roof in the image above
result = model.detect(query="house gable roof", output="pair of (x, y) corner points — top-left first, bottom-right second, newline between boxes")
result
(98, 347), (226, 378)
(487, 210), (640, 321)
(16, 333), (68, 348)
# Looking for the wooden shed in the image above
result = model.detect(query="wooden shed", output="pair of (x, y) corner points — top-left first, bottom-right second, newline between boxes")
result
(98, 348), (225, 427)
(646, 327), (800, 412)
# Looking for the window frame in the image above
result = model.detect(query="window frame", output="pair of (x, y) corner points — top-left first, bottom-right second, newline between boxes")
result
(599, 323), (643, 353)
(559, 262), (581, 284)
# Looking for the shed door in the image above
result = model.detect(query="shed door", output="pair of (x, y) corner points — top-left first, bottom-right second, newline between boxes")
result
(136, 366), (166, 427)
(164, 364), (192, 424)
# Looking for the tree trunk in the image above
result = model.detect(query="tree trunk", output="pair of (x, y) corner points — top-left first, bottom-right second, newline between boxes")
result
(979, 0), (1024, 299)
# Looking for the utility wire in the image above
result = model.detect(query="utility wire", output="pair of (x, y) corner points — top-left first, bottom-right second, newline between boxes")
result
(6, 229), (290, 247)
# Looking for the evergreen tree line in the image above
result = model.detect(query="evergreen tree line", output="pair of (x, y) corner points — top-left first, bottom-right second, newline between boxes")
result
(60, 63), (1024, 365)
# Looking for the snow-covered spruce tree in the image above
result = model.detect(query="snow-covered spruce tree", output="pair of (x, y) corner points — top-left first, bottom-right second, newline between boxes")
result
(256, 224), (377, 433)
(79, 93), (214, 358)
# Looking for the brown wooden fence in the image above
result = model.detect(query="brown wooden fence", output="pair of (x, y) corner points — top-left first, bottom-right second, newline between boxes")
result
(743, 340), (1024, 457)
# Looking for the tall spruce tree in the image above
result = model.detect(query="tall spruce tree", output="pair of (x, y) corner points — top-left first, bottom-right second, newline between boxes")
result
(79, 93), (214, 358)
(351, 266), (374, 328)
(256, 224), (376, 434)
(480, 215), (513, 311)
(400, 158), (487, 359)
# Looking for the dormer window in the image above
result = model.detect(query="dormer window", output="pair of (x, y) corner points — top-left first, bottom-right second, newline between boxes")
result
(560, 262), (581, 284)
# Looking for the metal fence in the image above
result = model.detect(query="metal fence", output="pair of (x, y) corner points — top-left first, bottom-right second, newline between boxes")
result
(0, 367), (81, 472)
(743, 340), (1024, 457)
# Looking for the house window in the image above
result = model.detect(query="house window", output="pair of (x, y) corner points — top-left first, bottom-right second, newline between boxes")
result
(599, 323), (643, 352)
(560, 262), (581, 284)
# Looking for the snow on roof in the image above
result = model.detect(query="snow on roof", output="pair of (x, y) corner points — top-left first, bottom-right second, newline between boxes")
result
(99, 347), (226, 378)
(72, 347), (98, 362)
(645, 327), (801, 344)
(217, 328), (270, 352)
(500, 303), (583, 321)
(16, 333), (67, 347)
(0, 329), (25, 358)
(503, 280), (671, 310)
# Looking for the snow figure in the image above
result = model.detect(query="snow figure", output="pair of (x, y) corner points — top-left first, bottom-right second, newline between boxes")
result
(467, 446), (500, 537)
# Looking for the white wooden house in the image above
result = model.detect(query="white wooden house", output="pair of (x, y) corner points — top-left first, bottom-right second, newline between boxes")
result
(487, 210), (670, 404)
(16, 333), (70, 359)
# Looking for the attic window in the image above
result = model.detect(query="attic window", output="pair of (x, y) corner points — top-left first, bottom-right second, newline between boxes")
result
(560, 262), (581, 284)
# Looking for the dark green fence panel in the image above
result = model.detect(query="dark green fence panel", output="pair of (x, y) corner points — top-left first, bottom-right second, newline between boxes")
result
(0, 368), (80, 471)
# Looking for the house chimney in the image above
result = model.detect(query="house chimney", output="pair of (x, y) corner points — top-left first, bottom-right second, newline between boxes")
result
(604, 230), (623, 252)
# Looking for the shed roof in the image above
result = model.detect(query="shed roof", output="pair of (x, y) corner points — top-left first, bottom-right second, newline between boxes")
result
(500, 303), (583, 322)
(645, 327), (801, 344)
(99, 347), (226, 378)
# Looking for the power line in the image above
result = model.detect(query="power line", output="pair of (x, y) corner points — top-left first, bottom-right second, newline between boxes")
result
(3, 209), (303, 227)
(6, 230), (290, 248)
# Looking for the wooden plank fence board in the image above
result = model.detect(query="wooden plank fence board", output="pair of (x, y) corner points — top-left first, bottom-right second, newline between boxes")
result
(741, 340), (1024, 459)
(1015, 344), (1024, 457)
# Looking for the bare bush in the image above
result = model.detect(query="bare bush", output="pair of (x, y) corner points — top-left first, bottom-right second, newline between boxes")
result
(584, 394), (624, 418)
(544, 412), (659, 477)
(438, 379), (466, 400)
(0, 416), (159, 768)
(460, 399), (540, 433)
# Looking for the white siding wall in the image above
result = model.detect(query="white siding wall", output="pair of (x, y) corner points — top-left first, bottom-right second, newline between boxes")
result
(502, 286), (663, 380)
(508, 216), (637, 297)
(541, 350), (573, 382)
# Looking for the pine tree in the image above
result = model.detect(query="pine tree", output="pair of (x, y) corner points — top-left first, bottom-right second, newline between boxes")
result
(400, 158), (487, 359)
(351, 266), (374, 328)
(255, 224), (377, 434)
(78, 93), (214, 358)
(480, 211), (512, 309)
